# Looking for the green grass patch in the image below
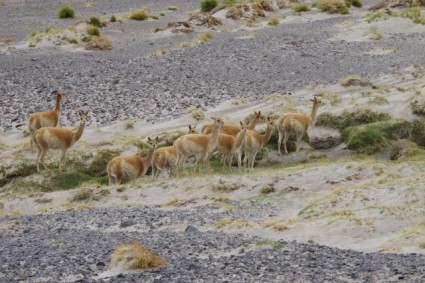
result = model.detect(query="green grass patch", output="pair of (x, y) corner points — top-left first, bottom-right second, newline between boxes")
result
(293, 3), (311, 13)
(200, 0), (219, 12)
(255, 240), (284, 249)
(316, 109), (391, 131)
(410, 119), (425, 146)
(50, 172), (108, 191)
(410, 99), (425, 116)
(167, 6), (178, 10)
(86, 25), (100, 36)
(397, 7), (425, 25)
(366, 11), (388, 23)
(342, 119), (411, 154)
(313, 0), (349, 14)
(58, 5), (75, 19)
(130, 7), (150, 20)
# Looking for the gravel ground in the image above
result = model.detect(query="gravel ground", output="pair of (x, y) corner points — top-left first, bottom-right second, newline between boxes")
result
(1, 207), (425, 282)
(1, 0), (425, 131)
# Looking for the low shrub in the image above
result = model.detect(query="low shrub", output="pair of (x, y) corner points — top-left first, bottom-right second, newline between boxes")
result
(293, 3), (311, 12)
(80, 149), (121, 177)
(88, 16), (107, 27)
(313, 0), (349, 14)
(110, 15), (117, 22)
(200, 0), (219, 12)
(194, 32), (213, 44)
(342, 119), (411, 154)
(130, 8), (150, 20)
(315, 109), (391, 131)
(366, 11), (388, 23)
(268, 16), (280, 25)
(72, 188), (93, 202)
(86, 25), (100, 36)
(85, 36), (112, 50)
(110, 243), (169, 269)
(58, 5), (75, 19)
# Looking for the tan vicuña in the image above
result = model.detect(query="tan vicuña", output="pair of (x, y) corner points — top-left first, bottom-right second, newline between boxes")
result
(107, 137), (158, 185)
(277, 97), (322, 155)
(174, 117), (223, 174)
(33, 110), (87, 173)
(202, 110), (264, 136)
(152, 125), (198, 181)
(214, 121), (248, 169)
(243, 117), (276, 171)
(28, 90), (66, 151)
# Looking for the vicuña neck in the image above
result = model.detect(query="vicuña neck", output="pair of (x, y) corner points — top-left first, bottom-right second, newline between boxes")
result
(142, 146), (155, 174)
(310, 102), (319, 124)
(55, 95), (62, 112)
(235, 128), (247, 149)
(247, 116), (260, 130)
(73, 121), (86, 144)
(261, 124), (274, 146)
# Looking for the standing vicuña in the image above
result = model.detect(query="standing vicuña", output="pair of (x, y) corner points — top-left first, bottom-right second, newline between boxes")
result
(152, 125), (198, 181)
(107, 137), (159, 185)
(174, 117), (223, 174)
(243, 117), (276, 171)
(33, 110), (88, 173)
(28, 90), (66, 151)
(214, 121), (248, 168)
(277, 97), (322, 155)
(202, 111), (264, 136)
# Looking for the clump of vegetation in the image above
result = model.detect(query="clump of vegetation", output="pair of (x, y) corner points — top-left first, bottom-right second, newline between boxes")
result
(71, 188), (93, 202)
(50, 172), (108, 191)
(268, 16), (280, 25)
(110, 243), (169, 270)
(410, 99), (425, 116)
(110, 15), (117, 22)
(186, 106), (205, 120)
(397, 7), (425, 24)
(260, 184), (275, 194)
(125, 120), (135, 129)
(409, 120), (425, 146)
(293, 3), (311, 12)
(313, 0), (349, 14)
(67, 38), (78, 44)
(368, 27), (383, 40)
(342, 119), (411, 154)
(152, 49), (168, 56)
(340, 75), (374, 87)
(316, 109), (391, 131)
(85, 36), (112, 50)
(58, 5), (75, 18)
(88, 16), (107, 27)
(194, 32), (213, 44)
(200, 0), (219, 12)
(345, 0), (363, 7)
(0, 163), (37, 187)
(366, 11), (389, 23)
(212, 180), (241, 192)
(129, 7), (152, 21)
(167, 6), (178, 10)
(86, 25), (100, 36)
(255, 240), (284, 249)
(177, 41), (191, 48)
(215, 219), (252, 229)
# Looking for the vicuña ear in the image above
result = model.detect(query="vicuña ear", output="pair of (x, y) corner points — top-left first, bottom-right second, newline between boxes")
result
(148, 137), (151, 141)
(258, 111), (261, 115)
(254, 111), (258, 115)
(188, 125), (192, 130)
(240, 121), (243, 126)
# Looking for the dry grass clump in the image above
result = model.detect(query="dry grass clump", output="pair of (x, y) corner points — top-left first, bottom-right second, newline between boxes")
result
(130, 7), (150, 20)
(71, 188), (93, 202)
(110, 243), (169, 270)
(124, 120), (135, 129)
(188, 13), (222, 27)
(366, 11), (390, 23)
(85, 36), (112, 50)
(257, 0), (274, 11)
(86, 25), (100, 36)
(262, 220), (289, 231)
(340, 75), (374, 87)
(293, 3), (312, 12)
(268, 16), (280, 25)
(1, 37), (14, 43)
(226, 4), (248, 20)
(88, 16), (108, 27)
(260, 184), (275, 194)
(215, 219), (253, 229)
(313, 0), (350, 14)
(58, 5), (75, 19)
(367, 27), (383, 40)
(316, 109), (391, 131)
(397, 7), (425, 24)
(167, 6), (178, 10)
(212, 180), (241, 192)
(277, 0), (300, 9)
(194, 32), (214, 44)
(369, 0), (425, 11)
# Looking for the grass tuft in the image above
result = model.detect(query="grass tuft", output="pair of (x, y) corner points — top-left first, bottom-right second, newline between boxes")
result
(366, 11), (388, 23)
(86, 25), (100, 36)
(110, 15), (117, 22)
(260, 184), (275, 194)
(194, 32), (213, 44)
(340, 75), (373, 87)
(130, 7), (150, 21)
(293, 3), (311, 12)
(110, 243), (169, 270)
(85, 36), (112, 50)
(200, 0), (219, 12)
(313, 0), (349, 14)
(255, 240), (284, 249)
(58, 5), (75, 19)
(268, 16), (280, 25)
(71, 188), (93, 202)
(167, 6), (178, 10)
(186, 106), (205, 120)
(88, 16), (107, 27)
(316, 109), (391, 131)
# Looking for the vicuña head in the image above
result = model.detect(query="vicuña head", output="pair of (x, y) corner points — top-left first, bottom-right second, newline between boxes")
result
(28, 90), (67, 151)
(107, 136), (159, 185)
(33, 109), (88, 173)
(277, 96), (322, 155)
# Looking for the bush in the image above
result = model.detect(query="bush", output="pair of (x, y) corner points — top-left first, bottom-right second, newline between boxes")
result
(80, 149), (121, 176)
(200, 0), (219, 12)
(110, 15), (117, 22)
(58, 6), (75, 18)
(130, 8), (149, 20)
(316, 109), (391, 131)
(110, 243), (169, 270)
(86, 25), (100, 36)
(268, 16), (280, 25)
(293, 3), (311, 12)
(342, 120), (411, 154)
(85, 36), (112, 50)
(88, 16), (107, 27)
(313, 0), (349, 14)
(194, 32), (213, 44)
(351, 0), (363, 7)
